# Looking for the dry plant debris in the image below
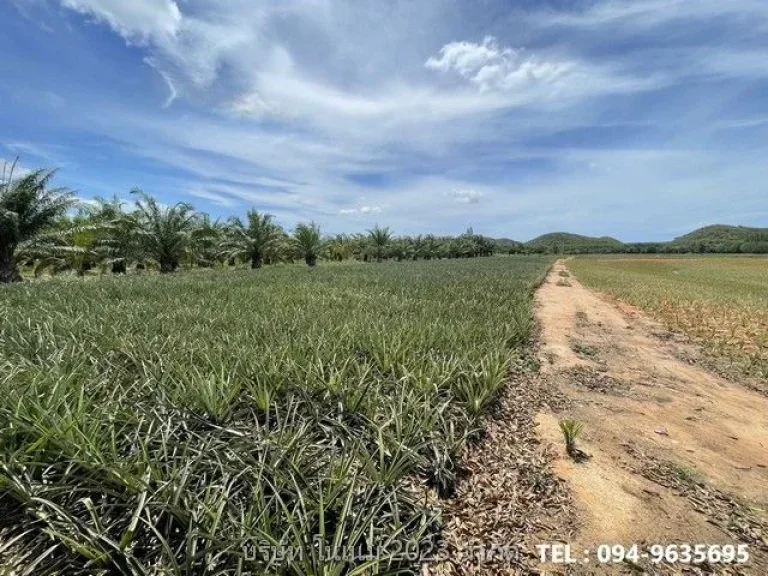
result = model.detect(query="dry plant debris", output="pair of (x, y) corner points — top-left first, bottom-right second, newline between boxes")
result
(622, 444), (768, 570)
(427, 365), (573, 575)
(567, 365), (631, 395)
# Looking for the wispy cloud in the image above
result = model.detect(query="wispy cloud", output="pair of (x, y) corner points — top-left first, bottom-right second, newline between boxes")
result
(186, 187), (238, 208)
(147, 61), (178, 108)
(529, 0), (768, 29)
(2, 0), (767, 239)
(60, 0), (182, 41)
(339, 205), (383, 216)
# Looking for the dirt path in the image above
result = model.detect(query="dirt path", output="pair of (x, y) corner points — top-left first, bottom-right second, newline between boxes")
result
(535, 260), (768, 573)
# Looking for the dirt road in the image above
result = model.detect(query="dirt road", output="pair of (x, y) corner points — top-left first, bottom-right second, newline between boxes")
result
(535, 260), (768, 573)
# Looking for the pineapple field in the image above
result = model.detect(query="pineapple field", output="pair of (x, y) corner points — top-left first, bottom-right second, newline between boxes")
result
(0, 256), (552, 574)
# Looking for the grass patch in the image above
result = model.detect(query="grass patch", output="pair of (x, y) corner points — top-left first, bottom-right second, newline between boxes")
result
(0, 256), (553, 574)
(572, 342), (598, 357)
(672, 464), (704, 487)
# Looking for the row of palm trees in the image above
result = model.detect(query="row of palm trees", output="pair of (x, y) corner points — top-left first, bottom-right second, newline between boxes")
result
(325, 229), (495, 262)
(1, 163), (496, 283)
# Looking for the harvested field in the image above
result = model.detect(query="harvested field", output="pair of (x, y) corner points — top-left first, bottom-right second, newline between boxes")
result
(568, 257), (768, 387)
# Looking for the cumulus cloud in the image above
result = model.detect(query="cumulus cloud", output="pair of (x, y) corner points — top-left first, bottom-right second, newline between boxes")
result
(426, 36), (572, 93)
(423, 35), (661, 109)
(447, 189), (484, 204)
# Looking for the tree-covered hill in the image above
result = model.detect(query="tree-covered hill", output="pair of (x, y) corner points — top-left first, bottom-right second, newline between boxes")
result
(666, 225), (768, 253)
(492, 226), (768, 255)
(525, 232), (626, 254)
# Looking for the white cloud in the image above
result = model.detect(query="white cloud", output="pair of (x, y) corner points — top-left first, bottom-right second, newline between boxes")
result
(148, 63), (178, 108)
(447, 189), (484, 204)
(699, 49), (768, 80)
(186, 187), (238, 208)
(228, 92), (278, 117)
(423, 36), (662, 112)
(4, 141), (57, 160)
(532, 0), (768, 29)
(1, 158), (32, 181)
(24, 0), (768, 239)
(74, 195), (100, 206)
(718, 116), (768, 129)
(60, 0), (182, 41)
(53, 0), (659, 128)
(340, 205), (383, 216)
(426, 36), (572, 93)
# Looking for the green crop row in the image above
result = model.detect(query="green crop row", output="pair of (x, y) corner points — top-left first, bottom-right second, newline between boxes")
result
(0, 256), (552, 574)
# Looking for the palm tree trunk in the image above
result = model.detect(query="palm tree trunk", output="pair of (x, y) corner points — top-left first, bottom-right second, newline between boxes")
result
(160, 260), (176, 273)
(251, 253), (263, 269)
(111, 260), (127, 274)
(0, 244), (21, 283)
(305, 254), (317, 267)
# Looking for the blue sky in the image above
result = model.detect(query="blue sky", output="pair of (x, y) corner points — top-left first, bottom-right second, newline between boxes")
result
(2, 0), (767, 241)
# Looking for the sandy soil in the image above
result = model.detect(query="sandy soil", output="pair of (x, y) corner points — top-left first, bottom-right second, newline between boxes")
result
(534, 260), (768, 573)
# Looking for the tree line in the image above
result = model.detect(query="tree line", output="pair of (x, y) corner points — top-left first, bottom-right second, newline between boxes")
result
(0, 163), (496, 283)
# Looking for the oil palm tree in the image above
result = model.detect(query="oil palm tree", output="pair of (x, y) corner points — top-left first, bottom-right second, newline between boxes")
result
(325, 233), (350, 261)
(219, 209), (281, 269)
(45, 196), (134, 276)
(390, 237), (413, 262)
(0, 161), (76, 283)
(423, 234), (440, 260)
(367, 225), (392, 263)
(90, 196), (143, 274)
(132, 188), (197, 273)
(190, 214), (224, 268)
(292, 222), (322, 267)
(26, 214), (107, 277)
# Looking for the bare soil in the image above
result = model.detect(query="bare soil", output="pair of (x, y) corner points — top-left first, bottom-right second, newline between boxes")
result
(536, 260), (768, 574)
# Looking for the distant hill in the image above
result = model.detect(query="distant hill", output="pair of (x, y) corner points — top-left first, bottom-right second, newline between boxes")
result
(488, 225), (768, 255)
(525, 232), (625, 254)
(491, 237), (527, 253)
(667, 225), (768, 253)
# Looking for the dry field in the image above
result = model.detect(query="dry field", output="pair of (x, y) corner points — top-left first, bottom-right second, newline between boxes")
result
(568, 256), (768, 387)
(534, 260), (768, 574)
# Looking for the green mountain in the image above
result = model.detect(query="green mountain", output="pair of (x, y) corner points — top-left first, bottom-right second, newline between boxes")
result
(488, 225), (768, 255)
(667, 225), (768, 253)
(525, 232), (625, 254)
(491, 237), (527, 253)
